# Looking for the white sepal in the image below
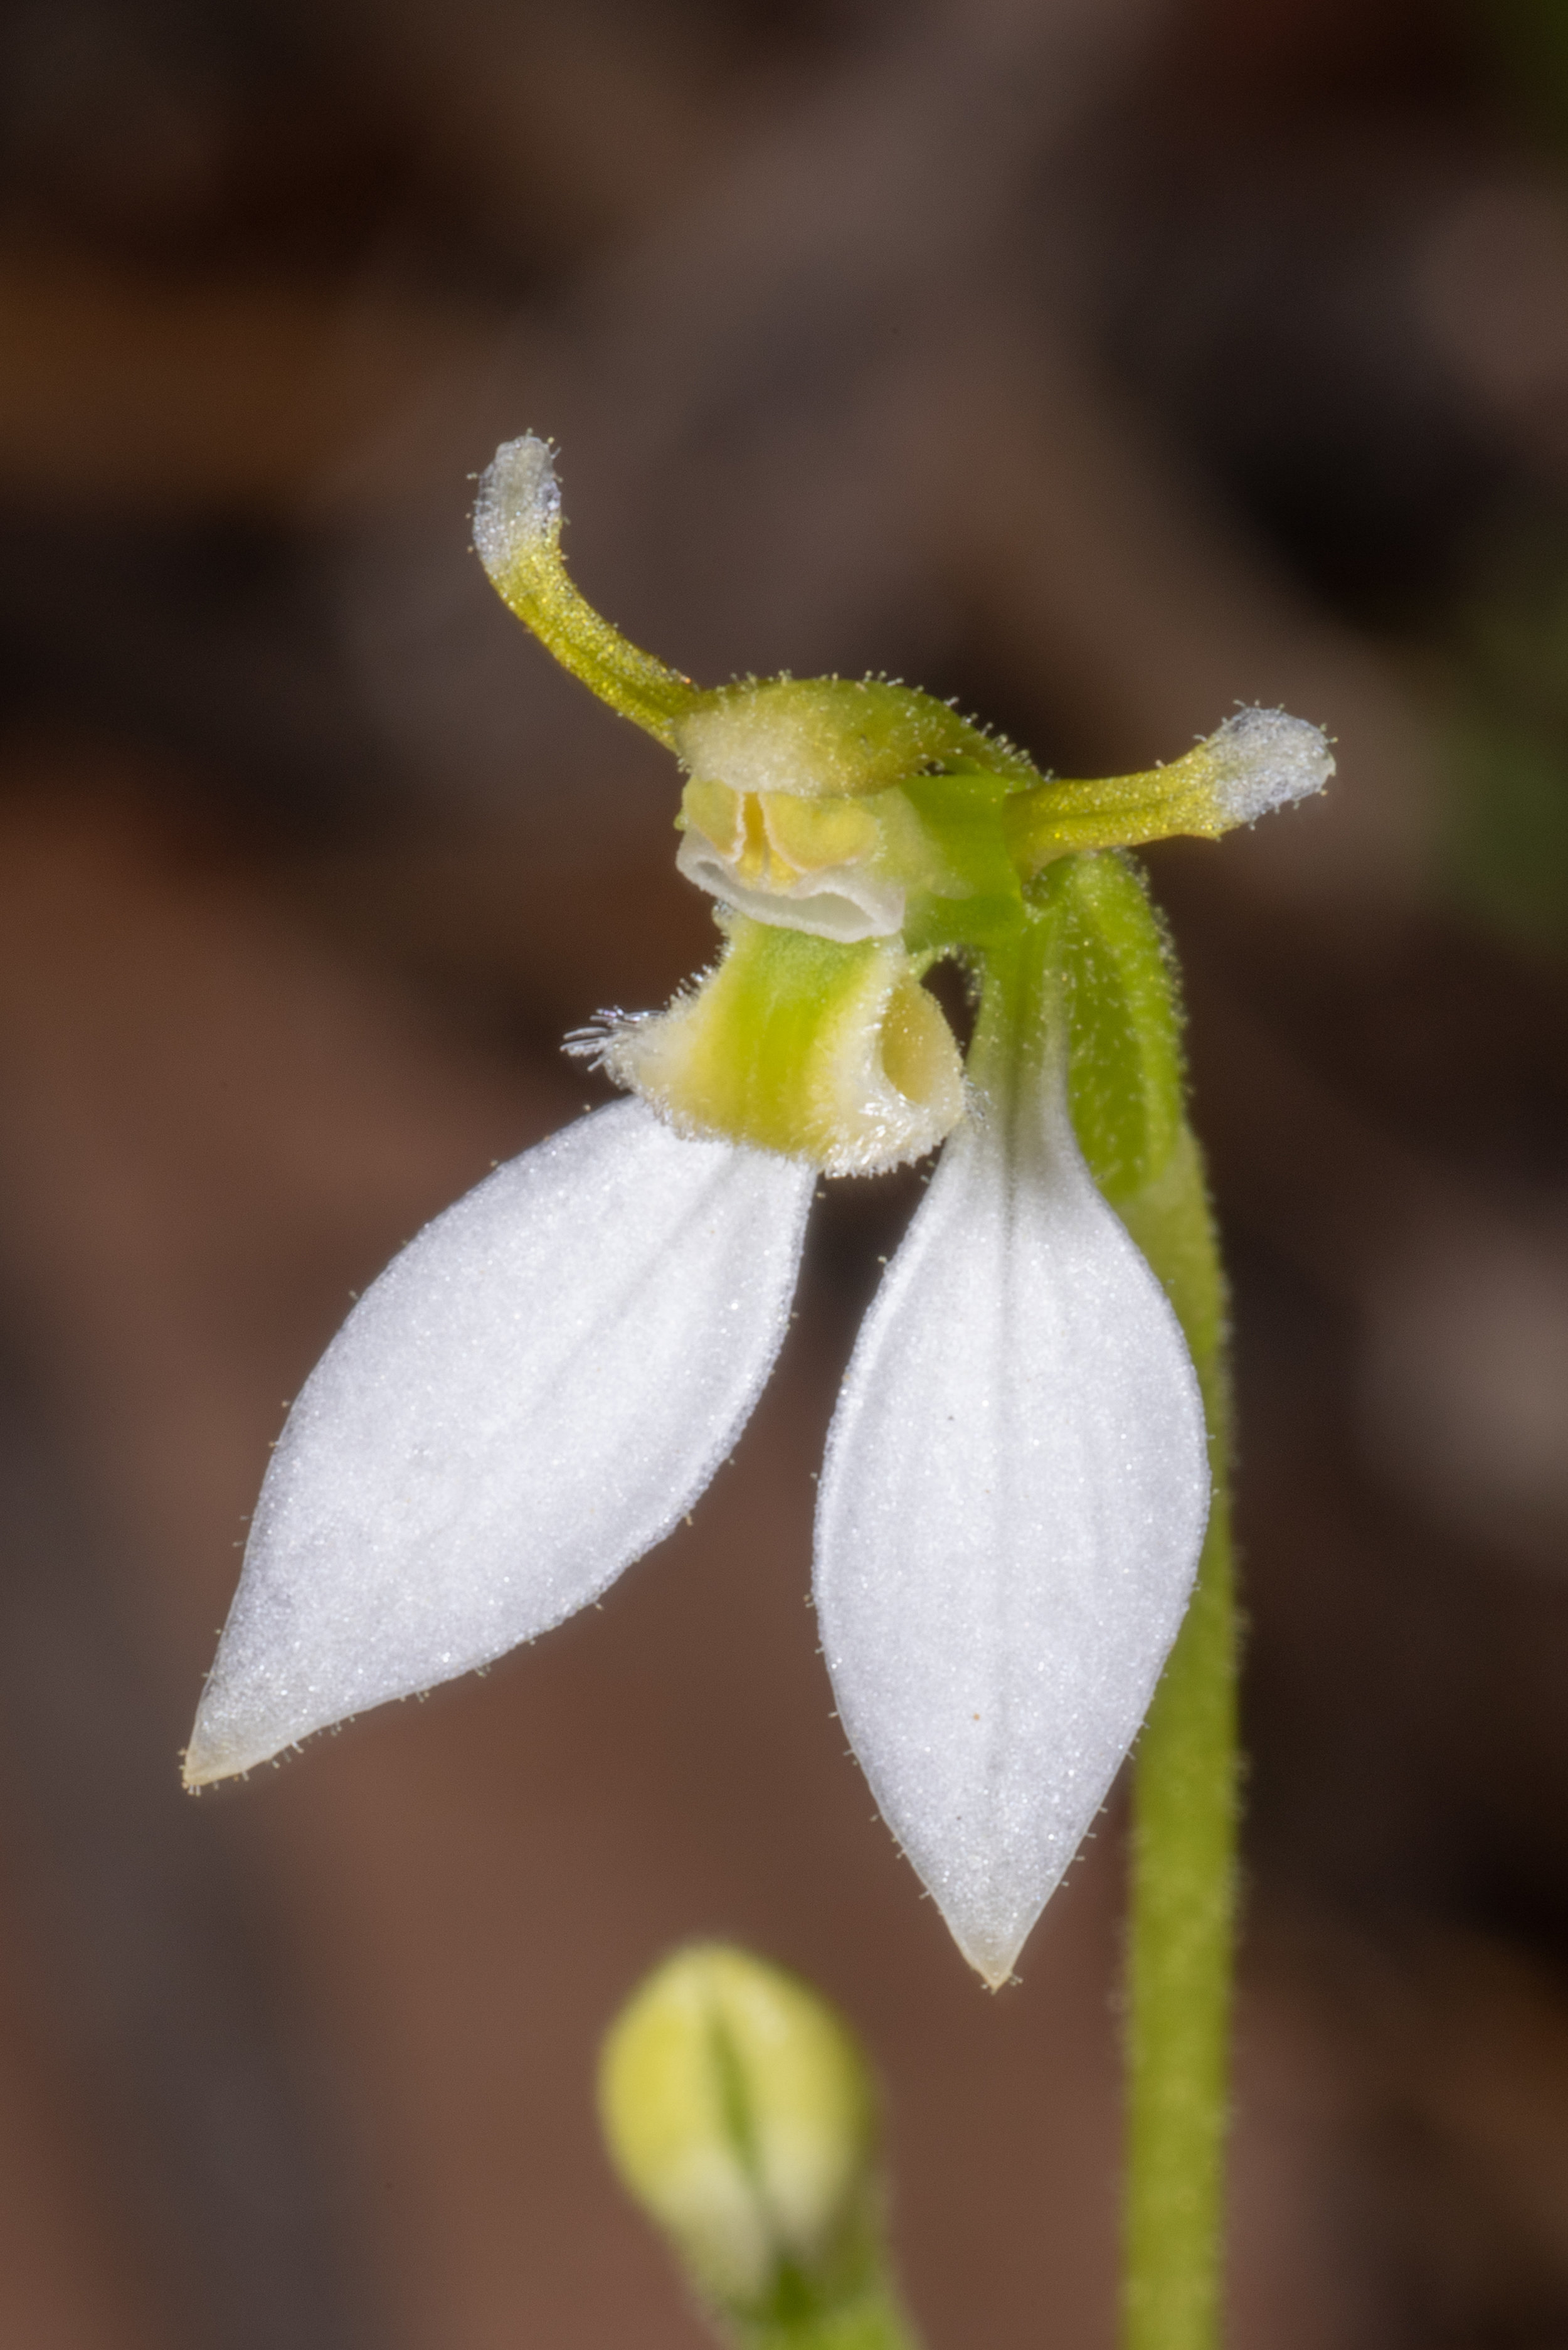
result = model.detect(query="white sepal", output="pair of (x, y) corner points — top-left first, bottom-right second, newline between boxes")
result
(813, 1058), (1210, 1986)
(186, 1101), (812, 1785)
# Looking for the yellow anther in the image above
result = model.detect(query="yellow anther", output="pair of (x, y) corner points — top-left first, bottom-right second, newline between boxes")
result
(761, 793), (881, 876)
(680, 777), (743, 859)
(734, 795), (771, 886)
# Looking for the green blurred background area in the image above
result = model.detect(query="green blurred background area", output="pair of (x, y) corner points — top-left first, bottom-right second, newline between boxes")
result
(0, 1), (1566, 2346)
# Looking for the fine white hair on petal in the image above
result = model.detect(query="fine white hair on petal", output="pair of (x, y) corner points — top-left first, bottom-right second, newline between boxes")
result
(185, 1101), (812, 1786)
(813, 1055), (1210, 1987)
(1206, 706), (1334, 825)
(472, 432), (561, 585)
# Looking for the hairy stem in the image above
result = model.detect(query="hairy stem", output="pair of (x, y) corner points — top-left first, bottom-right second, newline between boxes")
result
(1027, 849), (1237, 2350)
(742, 2283), (923, 2350)
(1118, 1144), (1236, 2350)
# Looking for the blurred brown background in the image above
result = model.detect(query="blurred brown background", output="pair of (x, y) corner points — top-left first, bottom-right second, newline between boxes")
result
(0, 0), (1566, 2343)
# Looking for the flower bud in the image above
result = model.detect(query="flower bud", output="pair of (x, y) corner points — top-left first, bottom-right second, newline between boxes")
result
(599, 1945), (880, 2326)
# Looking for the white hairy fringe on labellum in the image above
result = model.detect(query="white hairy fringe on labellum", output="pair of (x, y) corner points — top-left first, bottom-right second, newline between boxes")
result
(1206, 707), (1333, 825)
(813, 1051), (1211, 1987)
(184, 1102), (812, 1785)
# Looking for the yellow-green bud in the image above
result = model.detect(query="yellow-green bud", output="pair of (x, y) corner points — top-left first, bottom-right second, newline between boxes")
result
(599, 1945), (880, 2326)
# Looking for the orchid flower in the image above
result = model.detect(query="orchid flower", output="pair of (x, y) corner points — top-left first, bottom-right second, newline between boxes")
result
(184, 437), (1331, 1987)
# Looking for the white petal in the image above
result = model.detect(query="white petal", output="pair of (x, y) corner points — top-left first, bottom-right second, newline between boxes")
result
(187, 1101), (812, 1784)
(813, 1065), (1210, 1986)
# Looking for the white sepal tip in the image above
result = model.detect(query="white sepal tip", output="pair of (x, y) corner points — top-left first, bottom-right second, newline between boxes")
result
(472, 432), (561, 588)
(1206, 706), (1333, 825)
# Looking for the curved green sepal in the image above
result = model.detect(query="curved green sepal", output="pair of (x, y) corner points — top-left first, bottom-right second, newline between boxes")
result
(1004, 709), (1332, 877)
(474, 436), (699, 744)
(1028, 853), (1185, 1205)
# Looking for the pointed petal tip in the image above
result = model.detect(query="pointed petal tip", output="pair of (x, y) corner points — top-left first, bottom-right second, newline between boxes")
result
(967, 1947), (1022, 1994)
(946, 1903), (1032, 1989)
(181, 1748), (231, 1792)
(180, 1712), (285, 1790)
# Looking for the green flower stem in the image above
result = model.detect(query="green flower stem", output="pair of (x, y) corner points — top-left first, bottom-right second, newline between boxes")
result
(739, 2282), (923, 2350)
(1120, 1160), (1235, 2350)
(999, 858), (1237, 2350)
